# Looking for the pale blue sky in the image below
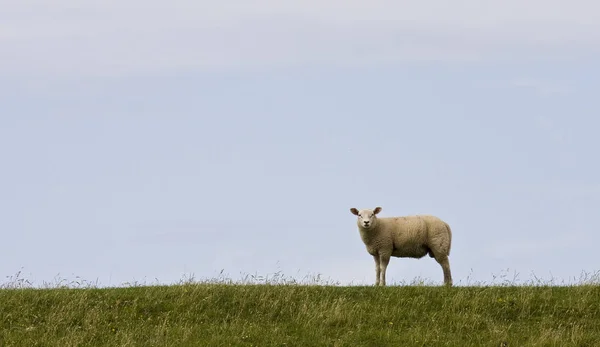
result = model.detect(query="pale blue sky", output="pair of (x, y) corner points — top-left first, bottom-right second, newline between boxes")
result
(2, 1), (599, 286)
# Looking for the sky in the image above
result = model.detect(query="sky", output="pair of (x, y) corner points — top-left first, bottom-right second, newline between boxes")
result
(2, 1), (600, 287)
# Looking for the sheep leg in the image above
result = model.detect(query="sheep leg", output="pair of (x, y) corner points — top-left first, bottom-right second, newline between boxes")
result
(373, 255), (381, 286)
(435, 255), (453, 286)
(378, 253), (391, 286)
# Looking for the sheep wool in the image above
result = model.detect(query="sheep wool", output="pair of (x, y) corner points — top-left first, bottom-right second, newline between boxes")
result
(350, 206), (453, 286)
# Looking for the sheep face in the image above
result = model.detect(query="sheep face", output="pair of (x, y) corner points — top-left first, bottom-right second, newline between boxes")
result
(350, 207), (382, 229)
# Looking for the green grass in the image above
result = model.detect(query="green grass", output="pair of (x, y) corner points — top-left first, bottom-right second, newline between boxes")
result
(1, 272), (600, 347)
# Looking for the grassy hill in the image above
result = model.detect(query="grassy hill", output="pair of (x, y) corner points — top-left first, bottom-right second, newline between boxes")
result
(1, 275), (600, 347)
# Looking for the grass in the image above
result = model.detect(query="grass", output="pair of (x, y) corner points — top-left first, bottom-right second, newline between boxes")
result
(1, 271), (600, 346)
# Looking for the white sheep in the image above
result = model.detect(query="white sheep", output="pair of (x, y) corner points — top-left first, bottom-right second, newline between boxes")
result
(350, 206), (453, 286)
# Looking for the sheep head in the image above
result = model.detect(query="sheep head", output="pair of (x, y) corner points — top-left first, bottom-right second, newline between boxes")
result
(350, 207), (382, 229)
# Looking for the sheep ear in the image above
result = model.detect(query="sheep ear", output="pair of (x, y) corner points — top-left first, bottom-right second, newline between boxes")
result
(350, 208), (359, 215)
(373, 207), (382, 215)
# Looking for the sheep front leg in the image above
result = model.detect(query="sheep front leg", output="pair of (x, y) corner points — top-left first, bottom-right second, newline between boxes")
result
(378, 253), (391, 286)
(373, 255), (381, 286)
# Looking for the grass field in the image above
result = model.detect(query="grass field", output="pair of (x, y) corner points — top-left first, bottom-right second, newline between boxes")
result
(1, 272), (600, 347)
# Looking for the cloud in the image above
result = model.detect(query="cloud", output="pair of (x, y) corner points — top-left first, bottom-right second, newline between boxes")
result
(532, 114), (574, 151)
(2, 0), (600, 77)
(474, 77), (574, 98)
(511, 78), (573, 96)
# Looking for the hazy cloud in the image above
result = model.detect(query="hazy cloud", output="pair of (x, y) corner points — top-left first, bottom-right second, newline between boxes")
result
(512, 78), (573, 96)
(2, 0), (600, 77)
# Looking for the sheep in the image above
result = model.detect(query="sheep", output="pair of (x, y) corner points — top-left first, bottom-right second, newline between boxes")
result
(350, 206), (453, 286)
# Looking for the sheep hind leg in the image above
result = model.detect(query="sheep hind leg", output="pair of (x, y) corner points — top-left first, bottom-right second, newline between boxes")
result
(434, 254), (453, 287)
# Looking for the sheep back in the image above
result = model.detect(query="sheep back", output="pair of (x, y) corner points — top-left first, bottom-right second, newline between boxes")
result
(379, 215), (451, 259)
